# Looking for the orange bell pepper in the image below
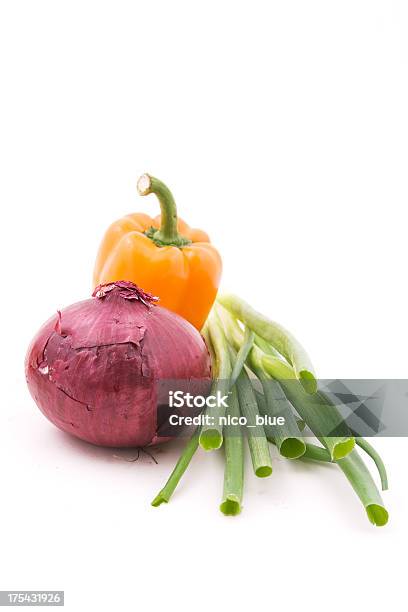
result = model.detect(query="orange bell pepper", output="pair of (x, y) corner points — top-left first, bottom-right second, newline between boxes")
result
(93, 174), (222, 330)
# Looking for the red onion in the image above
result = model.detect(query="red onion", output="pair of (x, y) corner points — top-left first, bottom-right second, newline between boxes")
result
(25, 281), (211, 447)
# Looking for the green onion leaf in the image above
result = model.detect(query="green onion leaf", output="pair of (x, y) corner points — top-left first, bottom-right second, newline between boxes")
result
(254, 333), (287, 362)
(233, 358), (273, 478)
(229, 326), (255, 389)
(218, 294), (317, 394)
(262, 355), (355, 461)
(355, 437), (388, 491)
(218, 305), (354, 462)
(199, 312), (231, 451)
(296, 443), (389, 526)
(151, 429), (200, 507)
(220, 387), (244, 516)
(250, 355), (306, 459)
(337, 450), (389, 526)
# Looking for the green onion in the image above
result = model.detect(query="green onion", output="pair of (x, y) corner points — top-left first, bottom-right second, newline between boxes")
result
(337, 450), (389, 526)
(254, 333), (287, 362)
(297, 437), (388, 492)
(249, 351), (306, 459)
(300, 443), (332, 462)
(153, 297), (389, 526)
(218, 293), (317, 394)
(151, 429), (200, 506)
(295, 442), (389, 526)
(218, 304), (354, 461)
(217, 304), (294, 384)
(262, 354), (355, 461)
(255, 390), (329, 461)
(199, 312), (231, 451)
(220, 387), (244, 516)
(355, 437), (388, 491)
(255, 389), (305, 430)
(229, 326), (255, 389)
(233, 357), (273, 478)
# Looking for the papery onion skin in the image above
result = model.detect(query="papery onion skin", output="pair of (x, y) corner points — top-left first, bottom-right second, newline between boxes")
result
(25, 281), (211, 448)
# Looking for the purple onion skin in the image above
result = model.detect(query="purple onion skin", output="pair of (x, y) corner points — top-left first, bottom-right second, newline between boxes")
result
(25, 282), (211, 448)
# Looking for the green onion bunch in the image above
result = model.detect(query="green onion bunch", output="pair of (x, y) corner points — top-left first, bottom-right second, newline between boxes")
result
(152, 295), (389, 527)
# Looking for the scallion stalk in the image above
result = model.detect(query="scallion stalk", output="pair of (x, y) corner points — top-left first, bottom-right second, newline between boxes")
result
(151, 429), (200, 506)
(220, 387), (244, 515)
(254, 333), (286, 362)
(249, 349), (306, 459)
(337, 450), (389, 526)
(229, 326), (255, 389)
(355, 437), (388, 491)
(218, 304), (354, 461)
(297, 436), (388, 492)
(294, 442), (389, 526)
(218, 293), (317, 394)
(300, 443), (332, 462)
(233, 359), (272, 478)
(262, 355), (355, 461)
(255, 390), (329, 461)
(199, 312), (231, 451)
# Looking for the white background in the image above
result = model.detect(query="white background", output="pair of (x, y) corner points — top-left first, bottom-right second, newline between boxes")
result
(0, 1), (407, 610)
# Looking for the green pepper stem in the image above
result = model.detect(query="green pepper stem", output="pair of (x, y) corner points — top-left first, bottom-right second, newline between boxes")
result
(137, 174), (191, 247)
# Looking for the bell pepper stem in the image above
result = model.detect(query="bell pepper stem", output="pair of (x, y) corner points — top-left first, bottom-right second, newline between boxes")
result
(137, 174), (191, 247)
